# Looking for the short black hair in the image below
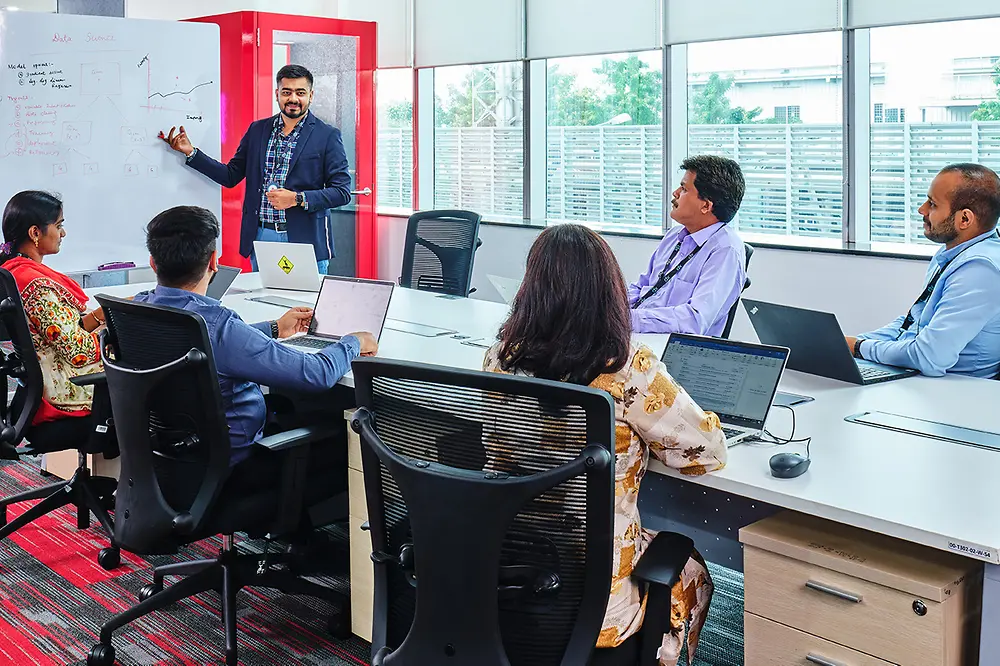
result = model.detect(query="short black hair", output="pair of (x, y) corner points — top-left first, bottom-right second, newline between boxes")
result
(145, 206), (220, 288)
(679, 155), (746, 223)
(940, 163), (1000, 231)
(276, 64), (313, 89)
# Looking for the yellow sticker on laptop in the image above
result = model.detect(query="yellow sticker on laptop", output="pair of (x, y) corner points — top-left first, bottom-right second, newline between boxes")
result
(278, 256), (294, 274)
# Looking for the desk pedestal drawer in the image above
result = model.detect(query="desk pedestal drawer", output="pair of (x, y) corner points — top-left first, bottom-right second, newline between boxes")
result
(745, 546), (944, 666)
(745, 612), (894, 666)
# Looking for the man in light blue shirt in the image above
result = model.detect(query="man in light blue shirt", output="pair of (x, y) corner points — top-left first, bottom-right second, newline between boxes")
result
(846, 163), (1000, 378)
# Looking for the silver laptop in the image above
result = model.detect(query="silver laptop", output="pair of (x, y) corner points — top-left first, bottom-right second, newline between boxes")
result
(206, 265), (241, 300)
(662, 334), (789, 446)
(253, 241), (321, 292)
(281, 275), (395, 353)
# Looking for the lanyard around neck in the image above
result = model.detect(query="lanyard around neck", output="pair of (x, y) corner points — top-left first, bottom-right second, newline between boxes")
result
(897, 229), (1000, 336)
(631, 231), (715, 309)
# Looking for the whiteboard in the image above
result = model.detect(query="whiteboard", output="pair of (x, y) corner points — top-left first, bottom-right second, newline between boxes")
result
(0, 11), (221, 274)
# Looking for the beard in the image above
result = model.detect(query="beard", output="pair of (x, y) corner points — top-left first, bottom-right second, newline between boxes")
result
(923, 211), (959, 245)
(282, 101), (307, 119)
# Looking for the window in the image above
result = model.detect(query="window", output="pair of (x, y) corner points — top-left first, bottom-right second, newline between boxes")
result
(545, 51), (663, 232)
(874, 103), (884, 123)
(774, 105), (801, 123)
(376, 69), (414, 212)
(433, 62), (524, 221)
(688, 33), (844, 245)
(869, 18), (1000, 249)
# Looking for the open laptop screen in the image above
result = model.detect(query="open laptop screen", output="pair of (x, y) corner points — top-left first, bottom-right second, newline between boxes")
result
(310, 276), (395, 341)
(662, 335), (788, 429)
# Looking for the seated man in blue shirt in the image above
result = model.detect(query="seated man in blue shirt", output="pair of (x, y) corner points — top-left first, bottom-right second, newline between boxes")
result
(845, 163), (1000, 378)
(134, 205), (378, 491)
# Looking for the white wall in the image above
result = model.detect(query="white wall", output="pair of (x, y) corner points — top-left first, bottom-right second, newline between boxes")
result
(125, 1), (338, 20)
(377, 216), (930, 340)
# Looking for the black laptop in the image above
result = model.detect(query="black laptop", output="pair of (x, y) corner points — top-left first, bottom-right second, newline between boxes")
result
(206, 265), (242, 301)
(742, 299), (918, 385)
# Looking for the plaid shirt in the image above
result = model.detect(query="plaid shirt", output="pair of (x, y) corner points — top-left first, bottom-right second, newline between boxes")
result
(259, 113), (307, 230)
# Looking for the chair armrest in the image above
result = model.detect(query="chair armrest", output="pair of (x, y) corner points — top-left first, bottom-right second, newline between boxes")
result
(631, 531), (694, 588)
(70, 372), (106, 387)
(256, 425), (338, 534)
(257, 425), (334, 452)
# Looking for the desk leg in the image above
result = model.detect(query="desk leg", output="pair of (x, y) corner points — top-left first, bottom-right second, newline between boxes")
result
(979, 564), (1000, 661)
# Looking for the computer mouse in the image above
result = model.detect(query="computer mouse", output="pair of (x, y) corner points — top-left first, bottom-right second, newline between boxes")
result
(769, 452), (811, 479)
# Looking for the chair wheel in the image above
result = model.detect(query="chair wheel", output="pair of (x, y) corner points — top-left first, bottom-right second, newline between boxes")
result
(327, 611), (351, 640)
(138, 582), (162, 601)
(87, 642), (115, 666)
(97, 547), (121, 570)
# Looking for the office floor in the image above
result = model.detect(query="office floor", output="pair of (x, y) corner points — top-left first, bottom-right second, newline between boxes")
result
(0, 456), (745, 666)
(0, 458), (370, 666)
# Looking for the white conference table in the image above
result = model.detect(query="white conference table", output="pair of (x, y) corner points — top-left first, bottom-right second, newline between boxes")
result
(86, 272), (669, 388)
(85, 273), (1000, 659)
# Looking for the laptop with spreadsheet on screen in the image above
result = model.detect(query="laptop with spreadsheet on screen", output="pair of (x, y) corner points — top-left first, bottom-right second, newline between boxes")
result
(280, 275), (395, 353)
(661, 334), (789, 446)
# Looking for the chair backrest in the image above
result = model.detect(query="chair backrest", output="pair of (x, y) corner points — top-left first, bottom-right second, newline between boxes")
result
(0, 268), (43, 458)
(96, 295), (232, 554)
(721, 242), (754, 339)
(352, 358), (615, 666)
(399, 210), (482, 297)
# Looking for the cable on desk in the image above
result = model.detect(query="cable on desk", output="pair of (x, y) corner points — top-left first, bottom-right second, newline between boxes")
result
(748, 404), (812, 460)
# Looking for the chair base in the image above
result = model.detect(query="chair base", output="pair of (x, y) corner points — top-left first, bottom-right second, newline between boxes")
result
(88, 538), (351, 666)
(0, 463), (119, 569)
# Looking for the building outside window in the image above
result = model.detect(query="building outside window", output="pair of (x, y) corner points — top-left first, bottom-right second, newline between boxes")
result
(869, 18), (1000, 249)
(688, 32), (844, 245)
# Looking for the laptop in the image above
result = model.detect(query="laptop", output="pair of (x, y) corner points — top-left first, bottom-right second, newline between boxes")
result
(206, 265), (241, 300)
(281, 275), (395, 353)
(253, 241), (321, 292)
(662, 334), (789, 446)
(742, 299), (919, 385)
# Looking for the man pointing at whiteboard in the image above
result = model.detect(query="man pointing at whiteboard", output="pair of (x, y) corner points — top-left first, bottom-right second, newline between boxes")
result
(161, 64), (350, 275)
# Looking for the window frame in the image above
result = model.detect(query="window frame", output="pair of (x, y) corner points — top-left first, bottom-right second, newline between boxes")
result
(402, 18), (997, 260)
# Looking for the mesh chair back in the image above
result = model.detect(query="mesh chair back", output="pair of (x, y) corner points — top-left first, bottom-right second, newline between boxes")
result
(0, 268), (43, 458)
(97, 296), (231, 554)
(721, 242), (754, 339)
(400, 210), (482, 297)
(353, 358), (615, 666)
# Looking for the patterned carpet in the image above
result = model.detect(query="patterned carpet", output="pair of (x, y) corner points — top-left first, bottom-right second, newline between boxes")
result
(0, 458), (371, 666)
(0, 456), (746, 666)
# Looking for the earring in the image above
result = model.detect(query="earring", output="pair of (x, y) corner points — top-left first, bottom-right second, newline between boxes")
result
(32, 238), (38, 248)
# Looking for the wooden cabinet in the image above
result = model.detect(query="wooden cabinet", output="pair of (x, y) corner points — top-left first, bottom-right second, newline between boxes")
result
(741, 512), (982, 666)
(346, 409), (375, 642)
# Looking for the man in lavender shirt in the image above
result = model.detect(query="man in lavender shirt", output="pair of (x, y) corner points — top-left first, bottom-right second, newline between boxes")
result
(629, 155), (747, 335)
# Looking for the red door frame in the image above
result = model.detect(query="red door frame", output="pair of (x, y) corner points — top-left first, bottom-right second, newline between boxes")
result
(186, 12), (378, 278)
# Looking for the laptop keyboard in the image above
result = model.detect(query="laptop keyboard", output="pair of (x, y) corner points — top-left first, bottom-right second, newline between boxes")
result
(722, 427), (744, 440)
(858, 365), (891, 380)
(285, 337), (333, 350)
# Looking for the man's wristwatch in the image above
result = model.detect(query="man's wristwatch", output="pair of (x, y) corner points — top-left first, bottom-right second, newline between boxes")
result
(295, 192), (305, 207)
(853, 338), (864, 359)
(270, 320), (280, 339)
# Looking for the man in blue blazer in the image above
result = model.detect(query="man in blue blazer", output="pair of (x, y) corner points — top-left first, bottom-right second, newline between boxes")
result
(161, 64), (351, 274)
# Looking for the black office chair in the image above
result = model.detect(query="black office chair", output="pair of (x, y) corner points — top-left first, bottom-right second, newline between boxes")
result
(0, 268), (119, 568)
(86, 296), (350, 666)
(351, 358), (695, 666)
(399, 210), (483, 297)
(721, 242), (754, 339)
